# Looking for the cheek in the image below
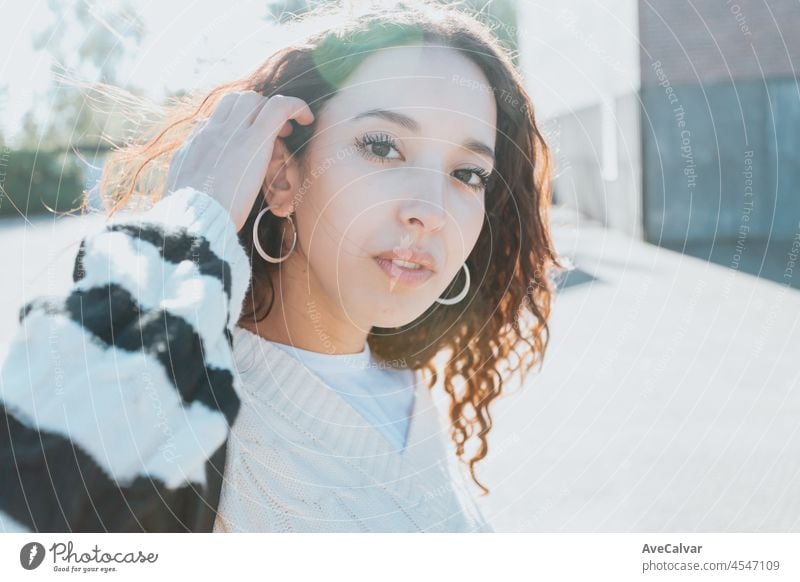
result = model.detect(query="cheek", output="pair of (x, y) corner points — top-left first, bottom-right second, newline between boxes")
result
(307, 159), (378, 236)
(453, 196), (486, 255)
(295, 166), (373, 268)
(471, 204), (486, 245)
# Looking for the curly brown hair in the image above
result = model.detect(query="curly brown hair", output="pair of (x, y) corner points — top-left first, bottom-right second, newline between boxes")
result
(90, 0), (566, 495)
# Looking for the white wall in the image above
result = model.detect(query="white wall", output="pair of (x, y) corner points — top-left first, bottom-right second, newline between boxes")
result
(515, 0), (643, 238)
(516, 0), (641, 118)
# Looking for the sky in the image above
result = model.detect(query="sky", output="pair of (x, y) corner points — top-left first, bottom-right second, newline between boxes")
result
(0, 0), (642, 145)
(0, 0), (320, 144)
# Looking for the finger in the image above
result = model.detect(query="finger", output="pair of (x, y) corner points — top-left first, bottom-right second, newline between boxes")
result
(252, 95), (315, 135)
(210, 92), (241, 125)
(277, 121), (294, 138)
(245, 95), (273, 127)
(229, 90), (268, 128)
(186, 117), (210, 142)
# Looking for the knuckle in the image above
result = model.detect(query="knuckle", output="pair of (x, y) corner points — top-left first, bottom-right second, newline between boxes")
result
(268, 94), (293, 107)
(219, 92), (240, 104)
(219, 90), (256, 105)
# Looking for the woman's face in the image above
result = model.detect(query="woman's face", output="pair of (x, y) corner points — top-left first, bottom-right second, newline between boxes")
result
(289, 44), (497, 330)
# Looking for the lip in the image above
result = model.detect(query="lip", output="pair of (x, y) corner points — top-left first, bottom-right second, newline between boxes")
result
(373, 257), (435, 288)
(373, 248), (438, 273)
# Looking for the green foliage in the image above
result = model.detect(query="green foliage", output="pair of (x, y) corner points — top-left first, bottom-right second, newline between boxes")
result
(263, 0), (520, 64)
(18, 0), (145, 151)
(0, 149), (85, 218)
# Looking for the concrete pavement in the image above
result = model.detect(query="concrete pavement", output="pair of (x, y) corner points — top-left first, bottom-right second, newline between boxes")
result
(466, 205), (800, 532)
(2, 205), (799, 532)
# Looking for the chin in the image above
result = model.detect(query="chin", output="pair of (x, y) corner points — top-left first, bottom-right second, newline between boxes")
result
(370, 302), (434, 329)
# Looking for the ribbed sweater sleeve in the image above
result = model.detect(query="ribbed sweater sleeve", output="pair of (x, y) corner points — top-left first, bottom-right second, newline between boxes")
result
(0, 187), (251, 533)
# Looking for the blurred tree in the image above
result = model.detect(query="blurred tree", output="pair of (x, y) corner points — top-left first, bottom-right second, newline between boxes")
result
(265, 0), (329, 23)
(5, 1), (148, 218)
(22, 0), (146, 150)
(263, 0), (520, 65)
(0, 84), (6, 148)
(16, 111), (46, 151)
(0, 149), (84, 218)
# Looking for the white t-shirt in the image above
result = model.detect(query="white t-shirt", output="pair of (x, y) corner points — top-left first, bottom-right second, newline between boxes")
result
(266, 339), (417, 453)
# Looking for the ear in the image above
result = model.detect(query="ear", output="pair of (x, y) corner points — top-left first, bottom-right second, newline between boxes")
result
(261, 138), (301, 217)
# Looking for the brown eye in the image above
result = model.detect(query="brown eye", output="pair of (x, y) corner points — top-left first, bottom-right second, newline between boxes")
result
(454, 167), (491, 192)
(354, 133), (402, 162)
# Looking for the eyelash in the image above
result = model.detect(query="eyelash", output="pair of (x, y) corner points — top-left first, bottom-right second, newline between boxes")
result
(353, 133), (492, 192)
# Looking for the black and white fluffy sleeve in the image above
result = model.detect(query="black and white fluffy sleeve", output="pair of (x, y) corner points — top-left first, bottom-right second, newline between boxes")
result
(0, 187), (251, 532)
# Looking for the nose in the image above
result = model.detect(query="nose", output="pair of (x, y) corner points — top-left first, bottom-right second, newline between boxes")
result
(398, 171), (448, 233)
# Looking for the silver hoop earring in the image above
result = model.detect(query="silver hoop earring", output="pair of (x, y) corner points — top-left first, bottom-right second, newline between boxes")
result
(435, 262), (470, 305)
(253, 205), (297, 263)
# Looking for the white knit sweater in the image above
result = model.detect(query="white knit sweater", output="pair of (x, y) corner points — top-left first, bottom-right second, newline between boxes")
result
(216, 325), (492, 532)
(0, 186), (492, 533)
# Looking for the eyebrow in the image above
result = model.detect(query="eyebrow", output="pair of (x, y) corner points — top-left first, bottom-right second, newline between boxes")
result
(352, 108), (496, 166)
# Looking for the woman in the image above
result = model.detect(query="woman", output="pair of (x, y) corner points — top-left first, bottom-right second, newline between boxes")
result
(0, 0), (563, 532)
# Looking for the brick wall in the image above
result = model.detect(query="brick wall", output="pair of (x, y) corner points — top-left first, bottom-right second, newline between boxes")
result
(639, 0), (800, 85)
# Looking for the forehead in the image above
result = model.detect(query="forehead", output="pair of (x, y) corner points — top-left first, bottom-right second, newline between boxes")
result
(322, 44), (497, 144)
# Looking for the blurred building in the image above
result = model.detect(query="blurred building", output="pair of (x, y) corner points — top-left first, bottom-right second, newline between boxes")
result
(517, 0), (800, 284)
